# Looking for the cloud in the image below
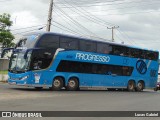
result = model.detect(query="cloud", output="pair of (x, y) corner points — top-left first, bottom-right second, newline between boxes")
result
(0, 0), (160, 52)
(11, 11), (41, 28)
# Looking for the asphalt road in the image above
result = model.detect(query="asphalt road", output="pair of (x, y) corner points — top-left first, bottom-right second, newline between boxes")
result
(0, 83), (160, 120)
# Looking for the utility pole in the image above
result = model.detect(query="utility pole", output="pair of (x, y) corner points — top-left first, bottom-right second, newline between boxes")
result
(107, 26), (119, 42)
(46, 0), (54, 32)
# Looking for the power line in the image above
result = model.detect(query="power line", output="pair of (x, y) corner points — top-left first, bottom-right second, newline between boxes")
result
(52, 24), (82, 36)
(54, 1), (138, 43)
(11, 24), (46, 31)
(13, 26), (46, 35)
(52, 22), (108, 40)
(53, 10), (88, 36)
(86, 2), (160, 13)
(58, 0), (160, 8)
(91, 10), (160, 16)
(116, 29), (137, 45)
(54, 5), (107, 40)
(54, 5), (92, 35)
(52, 21), (84, 36)
(55, 0), (125, 5)
(60, 0), (115, 27)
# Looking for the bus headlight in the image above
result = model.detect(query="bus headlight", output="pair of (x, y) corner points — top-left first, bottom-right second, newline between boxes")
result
(20, 76), (29, 80)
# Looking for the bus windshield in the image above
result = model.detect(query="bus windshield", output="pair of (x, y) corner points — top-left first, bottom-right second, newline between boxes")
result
(9, 52), (32, 73)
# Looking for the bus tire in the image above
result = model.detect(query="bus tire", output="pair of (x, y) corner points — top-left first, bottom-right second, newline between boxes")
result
(154, 87), (158, 91)
(51, 77), (64, 91)
(67, 78), (79, 91)
(136, 81), (144, 92)
(127, 80), (135, 92)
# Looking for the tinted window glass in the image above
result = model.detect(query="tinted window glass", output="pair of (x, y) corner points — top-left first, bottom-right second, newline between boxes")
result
(60, 37), (78, 50)
(79, 41), (96, 52)
(97, 43), (112, 54)
(56, 60), (133, 76)
(37, 35), (59, 48)
(30, 49), (56, 70)
(146, 51), (158, 60)
(129, 48), (140, 58)
(112, 45), (126, 56)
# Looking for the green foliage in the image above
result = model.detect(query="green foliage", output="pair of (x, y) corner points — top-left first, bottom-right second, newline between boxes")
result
(0, 70), (8, 75)
(0, 13), (15, 48)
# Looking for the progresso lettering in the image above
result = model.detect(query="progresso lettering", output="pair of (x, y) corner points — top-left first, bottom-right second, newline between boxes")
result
(76, 53), (110, 63)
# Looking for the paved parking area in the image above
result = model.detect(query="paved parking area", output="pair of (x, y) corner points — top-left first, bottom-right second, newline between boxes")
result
(0, 83), (160, 120)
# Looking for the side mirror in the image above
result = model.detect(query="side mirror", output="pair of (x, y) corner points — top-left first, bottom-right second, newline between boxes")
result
(1, 48), (14, 58)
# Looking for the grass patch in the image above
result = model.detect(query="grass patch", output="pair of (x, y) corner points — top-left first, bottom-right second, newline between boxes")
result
(0, 71), (8, 74)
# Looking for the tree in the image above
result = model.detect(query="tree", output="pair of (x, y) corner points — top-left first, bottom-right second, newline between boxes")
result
(0, 13), (15, 48)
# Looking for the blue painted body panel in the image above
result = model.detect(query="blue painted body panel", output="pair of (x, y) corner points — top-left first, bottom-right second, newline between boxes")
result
(8, 50), (159, 89)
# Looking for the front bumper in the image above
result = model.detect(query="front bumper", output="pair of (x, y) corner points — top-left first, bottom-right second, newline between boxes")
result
(8, 79), (27, 86)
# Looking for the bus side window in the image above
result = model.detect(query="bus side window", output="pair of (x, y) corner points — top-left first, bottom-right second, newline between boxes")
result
(79, 41), (96, 52)
(97, 43), (112, 54)
(37, 35), (59, 48)
(112, 45), (124, 56)
(123, 47), (129, 57)
(154, 52), (158, 60)
(130, 48), (139, 58)
(60, 37), (78, 50)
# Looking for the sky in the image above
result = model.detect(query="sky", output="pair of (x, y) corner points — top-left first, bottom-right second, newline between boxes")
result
(0, 0), (160, 54)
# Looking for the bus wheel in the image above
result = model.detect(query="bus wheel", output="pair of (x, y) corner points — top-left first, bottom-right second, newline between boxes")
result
(67, 78), (79, 91)
(51, 77), (64, 91)
(127, 81), (135, 92)
(154, 87), (158, 91)
(136, 81), (144, 92)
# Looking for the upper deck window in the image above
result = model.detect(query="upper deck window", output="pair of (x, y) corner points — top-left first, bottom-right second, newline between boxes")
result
(37, 34), (59, 48)
(112, 45), (129, 56)
(97, 43), (112, 54)
(146, 51), (158, 61)
(79, 40), (96, 52)
(60, 37), (78, 50)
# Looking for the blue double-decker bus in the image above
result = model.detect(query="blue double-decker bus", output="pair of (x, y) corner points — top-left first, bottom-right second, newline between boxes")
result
(7, 32), (159, 91)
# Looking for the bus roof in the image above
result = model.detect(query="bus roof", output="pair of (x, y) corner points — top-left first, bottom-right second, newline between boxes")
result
(25, 31), (159, 53)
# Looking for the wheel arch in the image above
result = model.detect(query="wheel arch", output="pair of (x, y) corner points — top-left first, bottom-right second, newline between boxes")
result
(128, 79), (136, 84)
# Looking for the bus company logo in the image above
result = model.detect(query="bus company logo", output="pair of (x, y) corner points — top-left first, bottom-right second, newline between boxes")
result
(136, 60), (147, 74)
(75, 53), (110, 63)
